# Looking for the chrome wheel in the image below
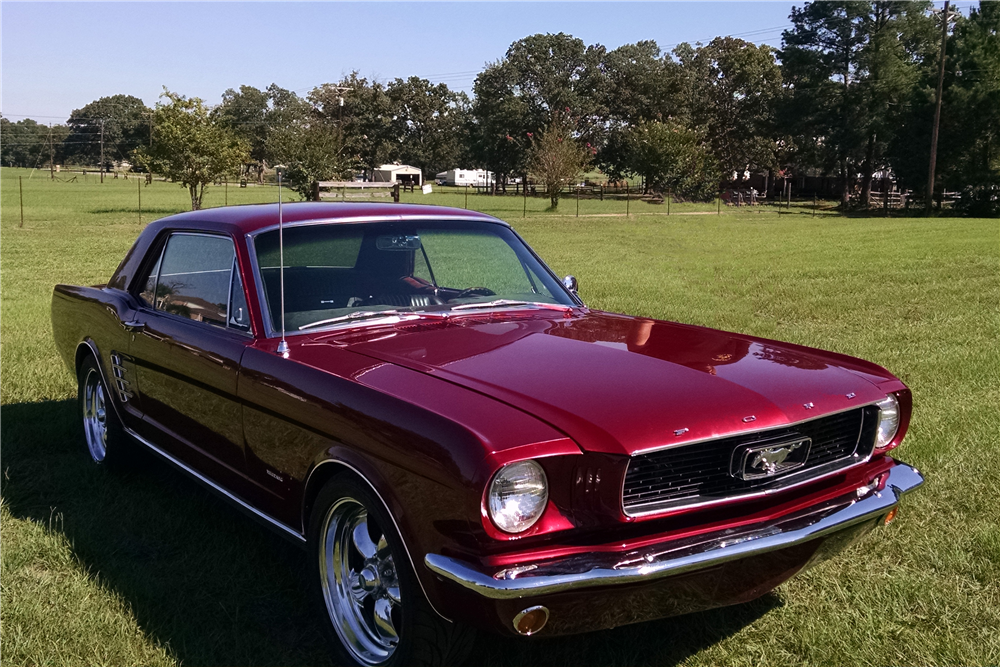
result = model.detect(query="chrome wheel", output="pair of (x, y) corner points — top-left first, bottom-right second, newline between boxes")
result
(320, 497), (402, 665)
(82, 368), (108, 463)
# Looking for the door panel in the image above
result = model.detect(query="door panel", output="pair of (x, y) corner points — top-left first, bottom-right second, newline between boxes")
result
(127, 232), (254, 493)
(131, 312), (250, 487)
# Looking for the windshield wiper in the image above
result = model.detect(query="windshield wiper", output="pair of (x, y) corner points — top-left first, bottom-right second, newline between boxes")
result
(298, 310), (400, 331)
(449, 299), (530, 311)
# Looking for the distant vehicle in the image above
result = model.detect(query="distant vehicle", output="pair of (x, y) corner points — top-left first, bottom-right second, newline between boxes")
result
(435, 169), (493, 187)
(52, 202), (923, 666)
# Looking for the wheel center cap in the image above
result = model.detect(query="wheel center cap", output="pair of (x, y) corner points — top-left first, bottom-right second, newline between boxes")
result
(359, 565), (380, 592)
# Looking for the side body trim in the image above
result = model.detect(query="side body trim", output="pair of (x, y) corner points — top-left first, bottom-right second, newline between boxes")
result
(80, 339), (450, 620)
(124, 425), (306, 543)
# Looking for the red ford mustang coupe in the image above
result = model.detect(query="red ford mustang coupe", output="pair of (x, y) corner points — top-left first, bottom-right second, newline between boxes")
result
(52, 202), (922, 666)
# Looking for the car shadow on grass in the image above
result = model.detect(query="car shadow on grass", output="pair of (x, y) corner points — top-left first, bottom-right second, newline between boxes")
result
(1, 399), (780, 667)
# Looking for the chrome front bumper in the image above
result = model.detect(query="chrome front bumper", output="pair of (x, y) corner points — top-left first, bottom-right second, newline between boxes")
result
(425, 462), (924, 601)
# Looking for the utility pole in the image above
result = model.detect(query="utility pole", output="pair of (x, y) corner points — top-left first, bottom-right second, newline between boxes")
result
(100, 119), (105, 184)
(927, 0), (952, 212)
(49, 124), (55, 180)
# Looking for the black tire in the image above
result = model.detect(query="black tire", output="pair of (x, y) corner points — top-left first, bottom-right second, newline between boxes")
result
(308, 474), (475, 666)
(77, 354), (130, 466)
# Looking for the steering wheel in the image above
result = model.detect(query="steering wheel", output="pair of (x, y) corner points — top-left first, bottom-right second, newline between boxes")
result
(454, 287), (496, 300)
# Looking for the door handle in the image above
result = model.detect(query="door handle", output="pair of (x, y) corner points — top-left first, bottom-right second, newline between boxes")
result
(122, 320), (145, 332)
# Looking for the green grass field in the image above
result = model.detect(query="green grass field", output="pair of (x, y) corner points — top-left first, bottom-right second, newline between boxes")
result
(2, 167), (998, 666)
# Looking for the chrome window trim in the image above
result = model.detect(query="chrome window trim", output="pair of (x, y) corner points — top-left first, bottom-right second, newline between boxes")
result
(621, 402), (881, 518)
(245, 215), (578, 340)
(226, 256), (252, 334)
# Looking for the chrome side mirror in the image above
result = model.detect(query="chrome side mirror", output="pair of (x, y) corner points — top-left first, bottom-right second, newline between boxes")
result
(562, 275), (578, 295)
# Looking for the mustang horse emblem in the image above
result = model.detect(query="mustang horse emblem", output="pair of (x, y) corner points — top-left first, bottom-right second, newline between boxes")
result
(750, 442), (803, 475)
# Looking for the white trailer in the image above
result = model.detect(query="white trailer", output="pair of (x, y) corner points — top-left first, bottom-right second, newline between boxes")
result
(437, 169), (492, 187)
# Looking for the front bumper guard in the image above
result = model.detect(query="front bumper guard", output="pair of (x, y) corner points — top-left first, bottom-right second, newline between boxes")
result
(425, 462), (923, 600)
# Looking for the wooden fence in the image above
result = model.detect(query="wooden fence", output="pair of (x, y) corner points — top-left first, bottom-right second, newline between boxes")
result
(312, 181), (400, 202)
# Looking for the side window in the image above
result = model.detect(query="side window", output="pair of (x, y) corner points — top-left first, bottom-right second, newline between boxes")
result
(228, 259), (250, 332)
(154, 234), (235, 328)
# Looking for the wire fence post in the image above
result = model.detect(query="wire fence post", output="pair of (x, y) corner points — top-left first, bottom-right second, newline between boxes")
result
(465, 185), (469, 210)
(19, 176), (24, 228)
(576, 185), (580, 217)
(718, 190), (722, 215)
(813, 193), (817, 218)
(138, 178), (142, 224)
(225, 178), (228, 206)
(523, 180), (527, 218)
(667, 188), (671, 216)
(626, 183), (630, 218)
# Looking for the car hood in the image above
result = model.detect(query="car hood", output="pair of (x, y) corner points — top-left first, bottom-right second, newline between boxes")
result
(316, 310), (896, 456)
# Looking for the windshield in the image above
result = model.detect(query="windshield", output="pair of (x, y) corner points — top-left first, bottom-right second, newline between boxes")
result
(253, 220), (574, 332)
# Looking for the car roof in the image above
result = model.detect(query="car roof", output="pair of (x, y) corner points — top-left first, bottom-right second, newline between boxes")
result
(152, 202), (503, 236)
(107, 202), (508, 294)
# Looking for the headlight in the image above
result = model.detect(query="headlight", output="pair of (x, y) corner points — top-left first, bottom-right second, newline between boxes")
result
(487, 460), (548, 534)
(875, 394), (900, 450)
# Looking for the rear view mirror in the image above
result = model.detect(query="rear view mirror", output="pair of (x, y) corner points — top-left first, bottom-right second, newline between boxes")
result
(377, 235), (421, 251)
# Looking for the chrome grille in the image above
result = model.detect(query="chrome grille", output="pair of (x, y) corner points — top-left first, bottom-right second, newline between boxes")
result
(623, 406), (878, 515)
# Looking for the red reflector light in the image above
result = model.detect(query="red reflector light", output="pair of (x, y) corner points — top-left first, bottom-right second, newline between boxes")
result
(883, 507), (899, 525)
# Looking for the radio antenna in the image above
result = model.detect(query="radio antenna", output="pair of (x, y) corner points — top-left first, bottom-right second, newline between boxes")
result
(275, 165), (290, 358)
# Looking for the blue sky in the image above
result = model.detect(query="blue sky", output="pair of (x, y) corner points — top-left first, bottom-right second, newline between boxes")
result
(0, 1), (972, 122)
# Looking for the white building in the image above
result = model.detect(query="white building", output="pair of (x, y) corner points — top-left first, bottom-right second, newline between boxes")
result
(371, 164), (422, 186)
(434, 169), (493, 187)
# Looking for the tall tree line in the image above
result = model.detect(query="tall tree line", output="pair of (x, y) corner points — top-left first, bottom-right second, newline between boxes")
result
(3, 1), (996, 214)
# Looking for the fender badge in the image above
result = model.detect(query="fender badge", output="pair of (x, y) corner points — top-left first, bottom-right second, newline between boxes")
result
(673, 428), (689, 436)
(803, 402), (814, 409)
(846, 392), (856, 399)
(742, 415), (757, 423)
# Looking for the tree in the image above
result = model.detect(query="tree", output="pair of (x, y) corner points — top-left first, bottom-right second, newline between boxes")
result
(624, 120), (720, 201)
(386, 77), (471, 178)
(64, 95), (151, 169)
(602, 41), (683, 125)
(527, 112), (591, 209)
(134, 90), (249, 210)
(944, 1), (1000, 215)
(267, 121), (353, 200)
(310, 73), (395, 174)
(503, 33), (607, 137)
(471, 33), (606, 189)
(470, 62), (533, 188)
(596, 41), (685, 180)
(680, 37), (783, 180)
(889, 2), (999, 215)
(2, 117), (53, 167)
(215, 84), (311, 182)
(780, 1), (935, 206)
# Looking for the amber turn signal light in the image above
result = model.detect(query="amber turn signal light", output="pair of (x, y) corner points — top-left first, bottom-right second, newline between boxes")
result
(883, 507), (899, 525)
(513, 606), (550, 635)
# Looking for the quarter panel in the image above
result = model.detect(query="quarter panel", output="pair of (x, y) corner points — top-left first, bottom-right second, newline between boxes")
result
(52, 285), (141, 426)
